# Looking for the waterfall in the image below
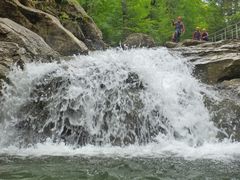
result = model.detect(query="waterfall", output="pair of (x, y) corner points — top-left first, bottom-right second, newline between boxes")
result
(0, 48), (239, 159)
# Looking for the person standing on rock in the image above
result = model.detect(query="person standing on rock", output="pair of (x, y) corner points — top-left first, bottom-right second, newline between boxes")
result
(172, 16), (185, 43)
(192, 27), (201, 41)
(201, 28), (209, 41)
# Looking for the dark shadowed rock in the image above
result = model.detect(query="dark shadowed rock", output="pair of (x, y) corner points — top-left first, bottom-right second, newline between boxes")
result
(12, 69), (168, 147)
(123, 33), (156, 48)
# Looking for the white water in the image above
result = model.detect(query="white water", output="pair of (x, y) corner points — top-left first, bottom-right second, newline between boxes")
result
(0, 48), (240, 160)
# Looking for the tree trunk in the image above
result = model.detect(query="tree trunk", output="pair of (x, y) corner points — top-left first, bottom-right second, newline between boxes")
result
(233, 0), (239, 14)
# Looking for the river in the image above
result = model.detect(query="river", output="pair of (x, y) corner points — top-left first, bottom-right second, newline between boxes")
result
(0, 48), (240, 179)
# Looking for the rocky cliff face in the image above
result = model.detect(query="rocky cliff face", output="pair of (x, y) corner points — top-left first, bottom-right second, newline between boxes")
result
(178, 40), (240, 84)
(0, 18), (59, 90)
(0, 0), (107, 88)
(32, 0), (107, 51)
(0, 0), (107, 55)
(166, 39), (240, 85)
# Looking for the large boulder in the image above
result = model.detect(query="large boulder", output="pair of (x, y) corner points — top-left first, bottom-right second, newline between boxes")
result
(0, 18), (59, 89)
(33, 0), (107, 51)
(0, 42), (25, 81)
(123, 33), (156, 48)
(0, 18), (59, 61)
(8, 69), (168, 147)
(0, 0), (88, 56)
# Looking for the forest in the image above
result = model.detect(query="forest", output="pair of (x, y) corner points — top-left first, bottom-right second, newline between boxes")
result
(78, 0), (240, 45)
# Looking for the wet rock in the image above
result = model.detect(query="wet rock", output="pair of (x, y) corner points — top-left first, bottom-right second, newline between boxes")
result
(0, 42), (25, 77)
(125, 72), (145, 90)
(13, 69), (168, 147)
(218, 79), (240, 96)
(123, 33), (156, 48)
(169, 40), (240, 141)
(205, 95), (240, 142)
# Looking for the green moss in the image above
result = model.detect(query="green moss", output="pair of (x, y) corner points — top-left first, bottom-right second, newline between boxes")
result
(59, 12), (69, 20)
(82, 15), (91, 23)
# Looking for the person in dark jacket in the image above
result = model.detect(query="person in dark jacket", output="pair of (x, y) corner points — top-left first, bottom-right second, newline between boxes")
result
(201, 28), (209, 41)
(172, 16), (185, 43)
(192, 27), (201, 40)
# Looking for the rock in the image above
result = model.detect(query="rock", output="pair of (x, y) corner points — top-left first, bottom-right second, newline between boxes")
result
(165, 41), (178, 48)
(11, 69), (167, 147)
(33, 0), (107, 50)
(61, 19), (85, 42)
(0, 18), (59, 89)
(123, 33), (156, 48)
(194, 55), (240, 84)
(172, 40), (240, 84)
(206, 95), (240, 142)
(181, 39), (206, 47)
(0, 0), (88, 55)
(166, 39), (206, 48)
(0, 18), (59, 61)
(18, 0), (34, 7)
(170, 40), (240, 141)
(0, 42), (25, 80)
(219, 79), (240, 96)
(205, 80), (240, 142)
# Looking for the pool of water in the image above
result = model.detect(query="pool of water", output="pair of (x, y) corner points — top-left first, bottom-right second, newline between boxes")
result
(0, 156), (240, 180)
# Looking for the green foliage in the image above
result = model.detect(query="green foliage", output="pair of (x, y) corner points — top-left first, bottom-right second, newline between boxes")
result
(229, 12), (240, 23)
(77, 0), (240, 45)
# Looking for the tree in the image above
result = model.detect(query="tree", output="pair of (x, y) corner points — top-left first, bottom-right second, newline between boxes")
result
(77, 0), (239, 45)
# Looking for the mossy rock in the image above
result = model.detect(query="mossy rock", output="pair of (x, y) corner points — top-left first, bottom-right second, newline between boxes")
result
(59, 11), (69, 20)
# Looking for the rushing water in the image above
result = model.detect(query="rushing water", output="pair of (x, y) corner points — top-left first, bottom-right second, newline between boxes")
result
(0, 48), (240, 179)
